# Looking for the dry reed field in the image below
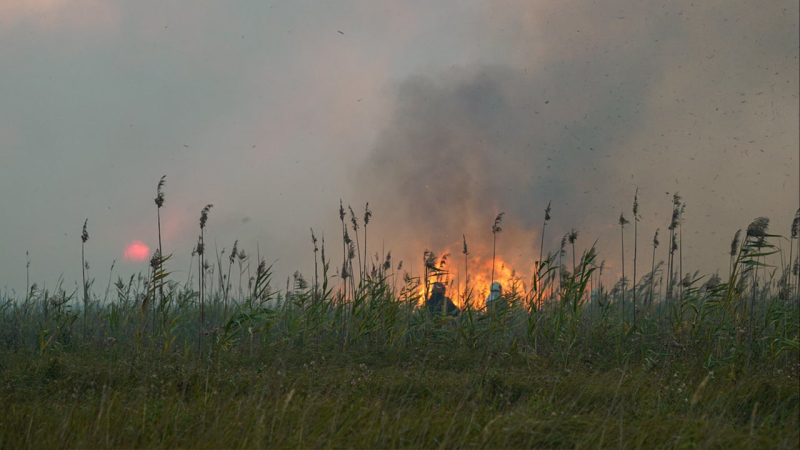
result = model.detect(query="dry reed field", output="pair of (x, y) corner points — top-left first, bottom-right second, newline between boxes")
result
(0, 182), (798, 449)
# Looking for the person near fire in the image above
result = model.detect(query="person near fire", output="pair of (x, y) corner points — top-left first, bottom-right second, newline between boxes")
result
(485, 281), (507, 312)
(426, 282), (460, 316)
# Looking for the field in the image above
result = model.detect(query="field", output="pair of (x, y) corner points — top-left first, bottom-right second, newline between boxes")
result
(1, 200), (798, 449)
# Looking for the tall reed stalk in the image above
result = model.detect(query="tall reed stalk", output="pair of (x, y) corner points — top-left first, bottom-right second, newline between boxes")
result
(632, 190), (639, 326)
(198, 204), (212, 355)
(568, 229), (579, 273)
(363, 203), (371, 278)
(462, 234), (469, 303)
(540, 201), (551, 263)
(81, 219), (89, 339)
(348, 206), (362, 284)
(154, 176), (165, 314)
(619, 213), (629, 324)
(311, 229), (319, 303)
(729, 230), (742, 279)
(679, 202), (685, 300)
(649, 229), (659, 308)
(490, 213), (505, 287)
(791, 208), (799, 305)
(225, 240), (238, 311)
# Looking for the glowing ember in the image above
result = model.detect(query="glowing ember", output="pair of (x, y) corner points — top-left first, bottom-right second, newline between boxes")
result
(124, 241), (150, 262)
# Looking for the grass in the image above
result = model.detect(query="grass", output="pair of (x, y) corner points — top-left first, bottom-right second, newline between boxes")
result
(0, 190), (798, 448)
(0, 343), (797, 448)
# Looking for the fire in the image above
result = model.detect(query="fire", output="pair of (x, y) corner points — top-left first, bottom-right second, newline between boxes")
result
(415, 252), (527, 309)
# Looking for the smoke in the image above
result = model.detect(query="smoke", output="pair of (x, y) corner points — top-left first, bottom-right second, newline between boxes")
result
(359, 57), (655, 269)
(358, 0), (798, 278)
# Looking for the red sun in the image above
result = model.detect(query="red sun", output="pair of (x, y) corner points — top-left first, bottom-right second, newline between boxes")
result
(124, 241), (150, 262)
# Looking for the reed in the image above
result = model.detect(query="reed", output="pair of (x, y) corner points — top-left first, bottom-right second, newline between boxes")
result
(649, 229), (659, 308)
(81, 219), (89, 339)
(632, 189), (639, 327)
(791, 208), (799, 304)
(618, 213), (629, 325)
(539, 201), (551, 264)
(568, 229), (579, 273)
(154, 176), (166, 313)
(198, 204), (213, 354)
(363, 203), (372, 278)
(490, 213), (505, 287)
(462, 234), (469, 304)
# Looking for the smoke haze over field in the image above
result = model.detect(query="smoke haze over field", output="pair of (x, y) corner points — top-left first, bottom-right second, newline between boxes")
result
(0, 1), (797, 295)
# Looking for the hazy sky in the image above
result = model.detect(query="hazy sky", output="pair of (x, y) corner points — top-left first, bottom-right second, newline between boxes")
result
(1, 1), (798, 297)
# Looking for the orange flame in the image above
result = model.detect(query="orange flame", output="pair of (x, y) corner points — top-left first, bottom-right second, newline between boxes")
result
(415, 252), (528, 309)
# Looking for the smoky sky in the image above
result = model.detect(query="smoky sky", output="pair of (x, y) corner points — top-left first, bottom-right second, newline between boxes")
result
(0, 0), (797, 294)
(360, 0), (799, 277)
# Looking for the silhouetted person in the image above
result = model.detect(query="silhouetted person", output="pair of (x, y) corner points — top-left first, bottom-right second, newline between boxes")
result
(485, 281), (507, 312)
(426, 282), (460, 316)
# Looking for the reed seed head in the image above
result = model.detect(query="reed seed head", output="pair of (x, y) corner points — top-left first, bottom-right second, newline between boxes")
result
(619, 213), (629, 228)
(544, 201), (552, 222)
(199, 204), (213, 230)
(568, 228), (579, 244)
(155, 175), (166, 208)
(669, 207), (680, 230)
(348, 205), (359, 231)
(653, 229), (660, 248)
(791, 208), (800, 239)
(672, 192), (682, 207)
(462, 234), (469, 256)
(150, 249), (162, 269)
(746, 217), (769, 238)
(492, 212), (505, 234)
(363, 203), (372, 226)
(81, 219), (89, 243)
(730, 229), (742, 256)
(229, 240), (238, 264)
(310, 228), (318, 253)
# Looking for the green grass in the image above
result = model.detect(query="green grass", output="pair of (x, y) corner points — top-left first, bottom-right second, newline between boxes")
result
(1, 342), (797, 449)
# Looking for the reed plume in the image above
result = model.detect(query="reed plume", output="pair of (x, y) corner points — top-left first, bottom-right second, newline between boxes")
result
(729, 229), (742, 279)
(568, 229), (579, 273)
(491, 213), (505, 286)
(746, 217), (770, 320)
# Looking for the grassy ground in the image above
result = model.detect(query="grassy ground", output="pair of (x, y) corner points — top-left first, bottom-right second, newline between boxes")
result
(2, 205), (798, 448)
(1, 341), (797, 449)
